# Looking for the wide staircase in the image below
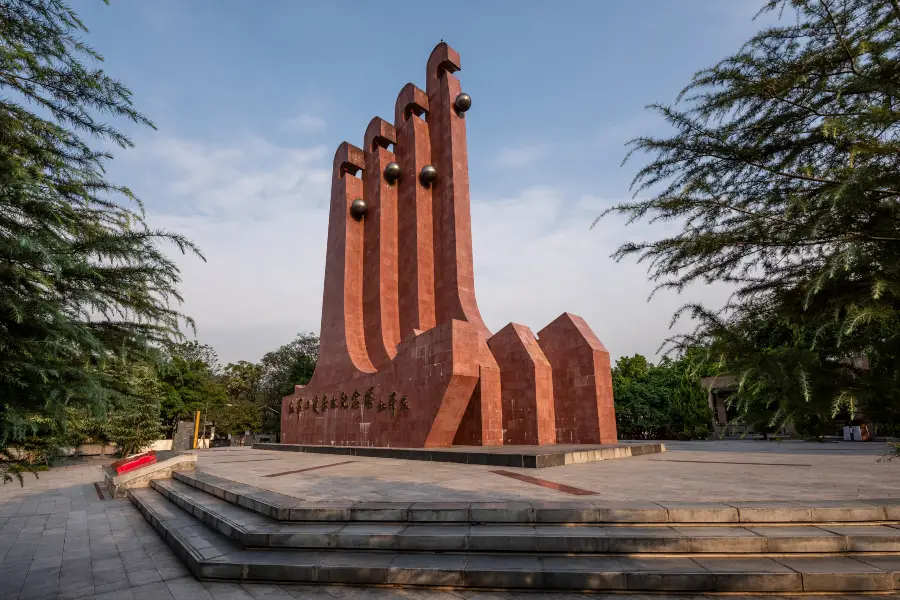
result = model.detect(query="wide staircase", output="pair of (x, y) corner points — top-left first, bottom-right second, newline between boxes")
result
(129, 470), (900, 594)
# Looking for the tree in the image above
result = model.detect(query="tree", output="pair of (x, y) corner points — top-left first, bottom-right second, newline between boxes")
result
(0, 0), (201, 482)
(105, 362), (163, 456)
(258, 333), (318, 434)
(613, 353), (712, 440)
(600, 0), (900, 430)
(222, 361), (264, 404)
(213, 361), (265, 437)
(211, 399), (262, 437)
(158, 342), (227, 435)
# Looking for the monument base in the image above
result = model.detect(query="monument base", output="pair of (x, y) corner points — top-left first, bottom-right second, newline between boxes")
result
(252, 441), (664, 468)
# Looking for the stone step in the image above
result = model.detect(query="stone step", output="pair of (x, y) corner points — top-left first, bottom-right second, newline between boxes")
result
(153, 478), (900, 554)
(129, 487), (900, 593)
(173, 469), (900, 525)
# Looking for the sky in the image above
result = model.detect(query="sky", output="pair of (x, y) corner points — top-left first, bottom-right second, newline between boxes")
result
(76, 1), (776, 366)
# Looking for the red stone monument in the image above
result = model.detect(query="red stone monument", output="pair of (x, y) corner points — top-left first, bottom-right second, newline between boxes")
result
(281, 43), (617, 448)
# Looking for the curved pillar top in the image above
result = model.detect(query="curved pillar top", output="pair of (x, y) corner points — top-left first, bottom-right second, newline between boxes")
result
(334, 141), (365, 176)
(395, 83), (429, 125)
(364, 117), (398, 151)
(426, 42), (461, 92)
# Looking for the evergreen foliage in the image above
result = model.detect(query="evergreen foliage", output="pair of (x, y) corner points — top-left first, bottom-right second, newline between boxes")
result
(257, 333), (318, 434)
(214, 361), (264, 436)
(0, 0), (200, 482)
(613, 353), (712, 440)
(104, 362), (163, 456)
(158, 342), (227, 435)
(601, 0), (900, 429)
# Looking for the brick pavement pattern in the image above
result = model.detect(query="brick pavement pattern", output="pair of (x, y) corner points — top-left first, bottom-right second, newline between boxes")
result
(280, 42), (616, 449)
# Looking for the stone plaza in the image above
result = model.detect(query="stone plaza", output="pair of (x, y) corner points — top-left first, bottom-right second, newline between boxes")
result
(1, 440), (899, 599)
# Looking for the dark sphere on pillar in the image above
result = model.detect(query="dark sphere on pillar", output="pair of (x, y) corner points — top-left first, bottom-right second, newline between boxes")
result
(383, 162), (401, 183)
(349, 198), (368, 221)
(454, 92), (472, 113)
(419, 165), (437, 186)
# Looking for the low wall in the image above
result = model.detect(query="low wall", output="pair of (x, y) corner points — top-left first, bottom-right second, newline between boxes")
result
(104, 450), (197, 498)
(63, 439), (173, 457)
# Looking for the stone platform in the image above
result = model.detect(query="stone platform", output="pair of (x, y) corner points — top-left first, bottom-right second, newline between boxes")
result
(117, 441), (900, 593)
(128, 468), (900, 593)
(252, 441), (664, 468)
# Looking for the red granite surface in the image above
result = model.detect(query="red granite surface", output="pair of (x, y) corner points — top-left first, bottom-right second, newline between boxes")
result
(281, 43), (617, 448)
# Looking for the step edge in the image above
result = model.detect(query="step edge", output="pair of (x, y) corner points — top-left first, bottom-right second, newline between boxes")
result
(144, 484), (900, 555)
(172, 471), (900, 525)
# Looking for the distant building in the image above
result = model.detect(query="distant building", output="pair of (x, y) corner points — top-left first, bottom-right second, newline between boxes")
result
(699, 375), (795, 438)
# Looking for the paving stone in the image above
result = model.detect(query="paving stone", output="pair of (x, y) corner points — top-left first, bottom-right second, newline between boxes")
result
(96, 589), (135, 600)
(204, 582), (255, 600)
(464, 555), (543, 588)
(349, 502), (412, 521)
(747, 526), (846, 552)
(467, 525), (539, 552)
(279, 584), (341, 599)
(127, 567), (164, 586)
(469, 502), (533, 523)
(672, 526), (767, 553)
(131, 580), (175, 600)
(591, 502), (668, 523)
(852, 555), (900, 588)
(539, 556), (625, 590)
(408, 503), (471, 522)
(655, 502), (739, 523)
(692, 557), (801, 592)
(92, 566), (129, 587)
(57, 583), (96, 600)
(818, 524), (900, 551)
(165, 576), (215, 600)
(532, 502), (599, 523)
(398, 525), (470, 551)
(333, 523), (406, 549)
(602, 527), (689, 553)
(238, 583), (298, 600)
(776, 556), (893, 592)
(388, 553), (466, 586)
(790, 500), (887, 522)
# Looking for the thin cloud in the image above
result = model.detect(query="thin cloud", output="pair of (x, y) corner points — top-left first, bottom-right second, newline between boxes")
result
(493, 143), (548, 168)
(280, 114), (327, 134)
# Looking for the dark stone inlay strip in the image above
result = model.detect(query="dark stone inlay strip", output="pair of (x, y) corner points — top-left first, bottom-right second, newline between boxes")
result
(263, 460), (357, 478)
(93, 481), (106, 500)
(648, 459), (812, 467)
(490, 470), (597, 496)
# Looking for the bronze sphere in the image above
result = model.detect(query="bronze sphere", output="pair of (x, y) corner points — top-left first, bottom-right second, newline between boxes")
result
(383, 162), (401, 183)
(350, 198), (368, 221)
(454, 92), (472, 113)
(419, 165), (437, 186)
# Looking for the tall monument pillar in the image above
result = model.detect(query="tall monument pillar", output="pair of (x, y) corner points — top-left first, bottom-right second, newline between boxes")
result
(281, 43), (617, 448)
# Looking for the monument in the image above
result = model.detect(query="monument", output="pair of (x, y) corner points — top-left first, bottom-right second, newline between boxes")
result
(281, 43), (616, 448)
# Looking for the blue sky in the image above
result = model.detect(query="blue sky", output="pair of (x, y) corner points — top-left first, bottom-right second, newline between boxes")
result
(77, 1), (773, 365)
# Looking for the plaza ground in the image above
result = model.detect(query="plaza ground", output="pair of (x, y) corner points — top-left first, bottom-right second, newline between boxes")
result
(202, 439), (898, 503)
(0, 439), (897, 599)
